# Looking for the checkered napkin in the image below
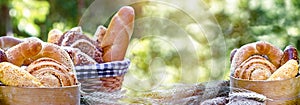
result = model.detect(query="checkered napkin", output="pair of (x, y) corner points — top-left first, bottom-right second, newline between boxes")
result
(75, 59), (130, 79)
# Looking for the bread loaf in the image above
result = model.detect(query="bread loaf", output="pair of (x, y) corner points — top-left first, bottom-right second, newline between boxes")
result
(70, 39), (103, 63)
(101, 6), (135, 62)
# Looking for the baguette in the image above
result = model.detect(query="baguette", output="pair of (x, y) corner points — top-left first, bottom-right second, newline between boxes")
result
(101, 6), (135, 62)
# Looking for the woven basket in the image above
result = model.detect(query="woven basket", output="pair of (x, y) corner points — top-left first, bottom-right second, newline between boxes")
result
(79, 75), (124, 93)
(76, 59), (130, 93)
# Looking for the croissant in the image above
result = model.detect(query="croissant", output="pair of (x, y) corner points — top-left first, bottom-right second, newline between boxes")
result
(230, 41), (283, 75)
(26, 58), (76, 87)
(234, 55), (276, 80)
(268, 60), (298, 80)
(0, 62), (43, 87)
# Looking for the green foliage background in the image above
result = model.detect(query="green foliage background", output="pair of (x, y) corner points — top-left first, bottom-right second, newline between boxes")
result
(1, 0), (300, 92)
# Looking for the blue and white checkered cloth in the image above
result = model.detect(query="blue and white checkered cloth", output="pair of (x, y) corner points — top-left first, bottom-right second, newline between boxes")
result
(75, 59), (130, 79)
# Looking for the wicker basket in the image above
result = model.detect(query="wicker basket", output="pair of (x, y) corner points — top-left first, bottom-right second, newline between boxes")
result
(76, 59), (130, 93)
(79, 75), (124, 93)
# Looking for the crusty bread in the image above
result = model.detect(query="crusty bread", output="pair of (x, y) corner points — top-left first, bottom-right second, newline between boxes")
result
(63, 47), (97, 66)
(70, 39), (103, 63)
(47, 29), (63, 44)
(0, 62), (43, 87)
(0, 36), (23, 51)
(101, 6), (135, 62)
(61, 31), (98, 47)
(268, 60), (298, 80)
(230, 41), (283, 75)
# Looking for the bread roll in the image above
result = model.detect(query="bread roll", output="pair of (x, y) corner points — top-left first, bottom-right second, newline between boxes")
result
(101, 6), (135, 62)
(0, 36), (23, 51)
(6, 37), (43, 66)
(47, 29), (63, 44)
(0, 62), (43, 87)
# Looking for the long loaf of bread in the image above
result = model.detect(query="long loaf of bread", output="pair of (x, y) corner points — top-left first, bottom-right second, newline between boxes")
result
(101, 6), (135, 62)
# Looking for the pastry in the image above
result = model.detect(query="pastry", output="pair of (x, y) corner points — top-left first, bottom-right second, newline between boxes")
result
(268, 60), (298, 80)
(234, 55), (276, 80)
(230, 41), (283, 75)
(6, 37), (43, 66)
(26, 58), (76, 87)
(101, 6), (135, 62)
(0, 62), (43, 87)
